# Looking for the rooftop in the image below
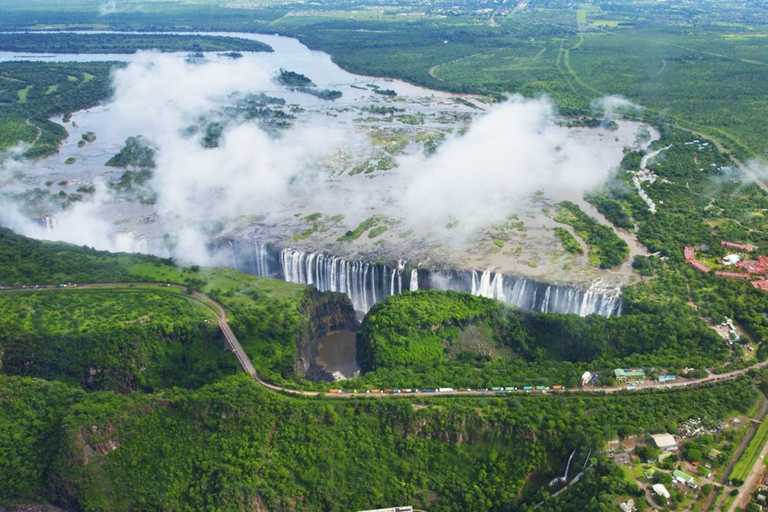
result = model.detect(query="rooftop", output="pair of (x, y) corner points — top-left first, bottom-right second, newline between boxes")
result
(651, 433), (678, 450)
(652, 483), (670, 499)
(614, 368), (647, 379)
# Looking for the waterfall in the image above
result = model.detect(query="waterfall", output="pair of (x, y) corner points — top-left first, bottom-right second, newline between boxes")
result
(114, 232), (147, 253)
(43, 216), (58, 232)
(562, 450), (576, 482)
(436, 269), (621, 316)
(222, 240), (622, 317)
(277, 248), (405, 313)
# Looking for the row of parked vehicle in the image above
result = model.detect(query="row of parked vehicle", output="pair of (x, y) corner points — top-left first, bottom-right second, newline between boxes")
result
(325, 385), (566, 395)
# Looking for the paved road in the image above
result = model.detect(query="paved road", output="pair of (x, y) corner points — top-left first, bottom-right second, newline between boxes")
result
(3, 281), (768, 398)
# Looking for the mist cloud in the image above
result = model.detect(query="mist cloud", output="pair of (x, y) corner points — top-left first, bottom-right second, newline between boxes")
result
(397, 96), (621, 236)
(591, 95), (642, 120)
(2, 49), (644, 263)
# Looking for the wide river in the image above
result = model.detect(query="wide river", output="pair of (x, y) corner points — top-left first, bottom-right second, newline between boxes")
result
(0, 30), (654, 303)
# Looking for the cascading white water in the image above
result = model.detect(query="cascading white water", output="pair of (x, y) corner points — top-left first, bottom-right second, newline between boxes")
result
(253, 242), (269, 277)
(43, 216), (58, 232)
(114, 232), (147, 253)
(464, 269), (620, 316)
(230, 242), (621, 317)
(279, 248), (405, 313)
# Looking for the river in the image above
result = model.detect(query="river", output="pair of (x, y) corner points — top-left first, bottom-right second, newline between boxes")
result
(0, 30), (656, 315)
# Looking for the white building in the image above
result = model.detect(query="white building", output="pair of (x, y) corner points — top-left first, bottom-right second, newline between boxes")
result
(650, 433), (678, 451)
(652, 483), (670, 500)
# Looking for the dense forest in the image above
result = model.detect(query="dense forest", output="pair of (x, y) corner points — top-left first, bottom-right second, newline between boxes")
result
(0, 289), (237, 391)
(352, 290), (738, 389)
(1, 1), (768, 509)
(0, 61), (116, 157)
(0, 33), (272, 54)
(0, 373), (756, 511)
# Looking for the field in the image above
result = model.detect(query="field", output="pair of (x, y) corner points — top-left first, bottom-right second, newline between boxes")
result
(729, 415), (768, 482)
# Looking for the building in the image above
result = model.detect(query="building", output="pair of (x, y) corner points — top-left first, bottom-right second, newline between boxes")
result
(650, 433), (678, 451)
(652, 483), (671, 500)
(619, 499), (636, 512)
(683, 246), (712, 273)
(721, 241), (757, 252)
(658, 374), (677, 383)
(736, 255), (768, 274)
(753, 280), (768, 292)
(359, 508), (413, 512)
(614, 369), (647, 381)
(690, 260), (712, 273)
(673, 469), (696, 488)
(715, 271), (751, 280)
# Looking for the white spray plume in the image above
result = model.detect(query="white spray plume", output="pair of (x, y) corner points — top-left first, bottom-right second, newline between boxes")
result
(1, 49), (642, 264)
(99, 1), (118, 15)
(591, 95), (642, 120)
(105, 52), (349, 261)
(398, 96), (619, 236)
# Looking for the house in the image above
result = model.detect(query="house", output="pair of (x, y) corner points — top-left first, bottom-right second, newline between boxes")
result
(614, 369), (647, 381)
(651, 433), (678, 451)
(619, 499), (636, 512)
(652, 483), (671, 500)
(674, 469), (696, 488)
(721, 241), (757, 252)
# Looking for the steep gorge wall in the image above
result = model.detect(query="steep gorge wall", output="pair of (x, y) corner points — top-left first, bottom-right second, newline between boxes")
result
(294, 289), (357, 379)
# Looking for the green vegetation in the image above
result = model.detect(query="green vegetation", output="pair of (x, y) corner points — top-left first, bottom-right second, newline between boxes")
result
(729, 413), (768, 482)
(358, 290), (503, 371)
(555, 201), (629, 268)
(1, 3), (768, 509)
(105, 135), (156, 168)
(353, 290), (732, 389)
(0, 288), (237, 391)
(0, 372), (756, 511)
(0, 61), (116, 157)
(338, 215), (384, 242)
(553, 227), (584, 255)
(275, 68), (342, 100)
(0, 33), (272, 54)
(368, 225), (388, 238)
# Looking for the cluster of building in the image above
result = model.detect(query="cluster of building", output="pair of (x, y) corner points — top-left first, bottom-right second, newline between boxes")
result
(684, 241), (768, 292)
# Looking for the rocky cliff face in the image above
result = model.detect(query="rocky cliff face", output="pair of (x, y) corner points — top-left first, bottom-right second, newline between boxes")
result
(294, 289), (357, 379)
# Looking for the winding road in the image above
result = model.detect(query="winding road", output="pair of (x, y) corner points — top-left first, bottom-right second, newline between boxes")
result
(2, 281), (767, 398)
